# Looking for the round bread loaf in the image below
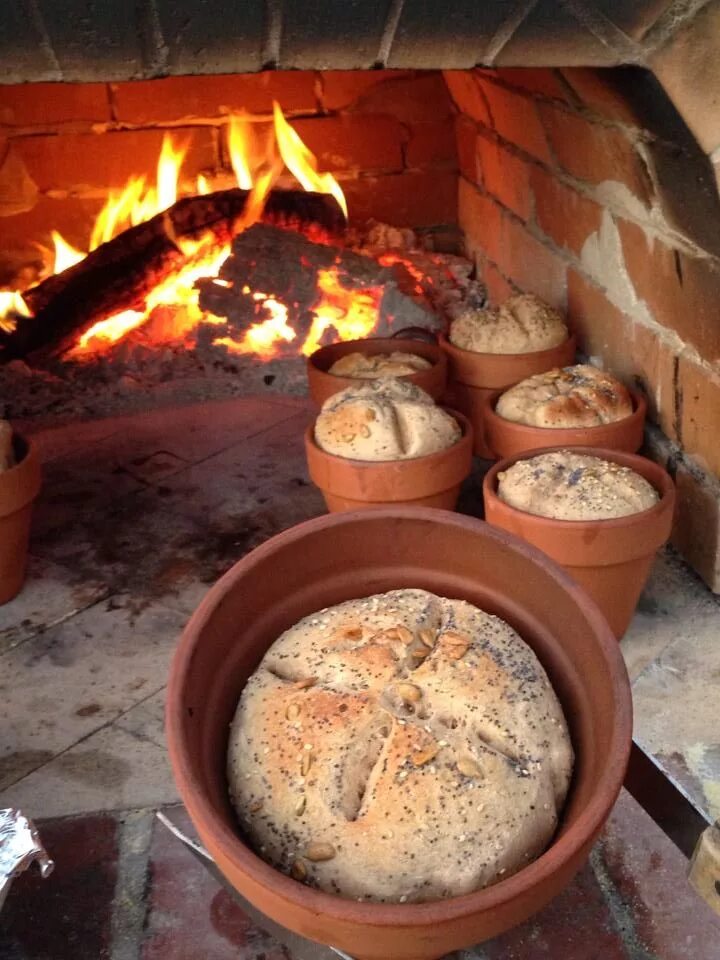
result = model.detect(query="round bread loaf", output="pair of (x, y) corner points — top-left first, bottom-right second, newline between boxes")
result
(495, 364), (633, 427)
(314, 379), (460, 462)
(328, 350), (432, 379)
(227, 588), (573, 903)
(449, 293), (568, 355)
(498, 451), (659, 520)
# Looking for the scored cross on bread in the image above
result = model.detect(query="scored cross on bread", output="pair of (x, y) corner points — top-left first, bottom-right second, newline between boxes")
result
(227, 589), (573, 903)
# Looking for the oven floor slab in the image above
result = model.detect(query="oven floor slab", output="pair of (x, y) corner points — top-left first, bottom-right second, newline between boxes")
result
(1, 793), (718, 958)
(0, 395), (718, 827)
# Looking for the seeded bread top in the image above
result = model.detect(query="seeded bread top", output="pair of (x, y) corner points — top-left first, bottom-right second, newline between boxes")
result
(314, 379), (460, 462)
(328, 351), (432, 379)
(495, 364), (633, 428)
(0, 421), (14, 472)
(449, 293), (568, 355)
(497, 450), (659, 520)
(227, 588), (573, 903)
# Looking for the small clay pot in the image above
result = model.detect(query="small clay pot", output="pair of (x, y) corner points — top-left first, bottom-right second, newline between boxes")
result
(482, 387), (647, 461)
(483, 447), (675, 638)
(307, 337), (448, 407)
(0, 434), (41, 605)
(439, 333), (576, 458)
(305, 410), (472, 512)
(166, 508), (631, 960)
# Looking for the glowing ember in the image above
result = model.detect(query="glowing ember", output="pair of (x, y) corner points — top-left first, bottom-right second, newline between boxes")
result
(302, 266), (382, 356)
(77, 309), (146, 350)
(0, 102), (388, 362)
(216, 295), (297, 356)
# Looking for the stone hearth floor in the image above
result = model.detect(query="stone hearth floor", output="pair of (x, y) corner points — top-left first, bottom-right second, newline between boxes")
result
(1, 395), (719, 958)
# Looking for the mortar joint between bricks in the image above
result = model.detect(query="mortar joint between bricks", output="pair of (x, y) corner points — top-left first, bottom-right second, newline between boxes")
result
(312, 72), (325, 114)
(109, 809), (156, 960)
(476, 70), (682, 144)
(589, 845), (662, 960)
(464, 119), (717, 261)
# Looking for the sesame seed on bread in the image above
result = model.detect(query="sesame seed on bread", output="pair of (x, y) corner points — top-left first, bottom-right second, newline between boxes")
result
(449, 293), (568, 355)
(314, 379), (460, 462)
(227, 589), (573, 903)
(328, 351), (432, 379)
(497, 450), (659, 520)
(495, 364), (633, 428)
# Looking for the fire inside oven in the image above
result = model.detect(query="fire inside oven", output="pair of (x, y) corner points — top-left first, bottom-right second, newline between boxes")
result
(0, 102), (477, 371)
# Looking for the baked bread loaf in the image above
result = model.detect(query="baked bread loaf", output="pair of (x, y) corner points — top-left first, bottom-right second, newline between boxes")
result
(449, 293), (568, 355)
(314, 379), (460, 462)
(498, 451), (659, 520)
(0, 421), (14, 472)
(227, 588), (573, 903)
(328, 350), (431, 379)
(496, 364), (633, 428)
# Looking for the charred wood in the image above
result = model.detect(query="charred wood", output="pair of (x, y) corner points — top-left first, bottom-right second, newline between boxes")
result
(1, 190), (344, 361)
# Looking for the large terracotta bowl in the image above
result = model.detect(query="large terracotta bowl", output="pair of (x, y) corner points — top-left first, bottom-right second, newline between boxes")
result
(304, 409), (473, 512)
(166, 508), (631, 960)
(483, 387), (647, 460)
(439, 333), (577, 458)
(307, 337), (448, 407)
(483, 447), (675, 638)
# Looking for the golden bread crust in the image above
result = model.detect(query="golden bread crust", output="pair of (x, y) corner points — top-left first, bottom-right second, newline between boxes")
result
(228, 589), (573, 903)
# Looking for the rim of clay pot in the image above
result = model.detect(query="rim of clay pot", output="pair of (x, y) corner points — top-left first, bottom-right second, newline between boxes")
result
(308, 337), (448, 407)
(438, 332), (577, 389)
(0, 434), (42, 519)
(304, 408), (473, 501)
(482, 387), (647, 454)
(166, 508), (631, 933)
(483, 446), (676, 565)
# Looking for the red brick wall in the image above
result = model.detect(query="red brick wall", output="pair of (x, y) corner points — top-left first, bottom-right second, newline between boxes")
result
(0, 70), (457, 277)
(446, 66), (720, 590)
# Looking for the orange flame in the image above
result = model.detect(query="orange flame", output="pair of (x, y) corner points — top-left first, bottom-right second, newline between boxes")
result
(302, 267), (381, 356)
(2, 106), (364, 358)
(0, 291), (30, 332)
(217, 294), (297, 355)
(272, 103), (348, 219)
(52, 230), (85, 273)
(227, 116), (254, 190)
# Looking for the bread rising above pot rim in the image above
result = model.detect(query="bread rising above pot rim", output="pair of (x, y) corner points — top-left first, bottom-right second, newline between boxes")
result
(439, 330), (574, 360)
(309, 405), (469, 466)
(480, 387), (648, 462)
(484, 446), (674, 528)
(227, 587), (574, 903)
(491, 387), (643, 419)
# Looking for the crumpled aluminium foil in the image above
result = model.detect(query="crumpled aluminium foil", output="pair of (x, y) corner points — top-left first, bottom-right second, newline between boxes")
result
(0, 808), (54, 911)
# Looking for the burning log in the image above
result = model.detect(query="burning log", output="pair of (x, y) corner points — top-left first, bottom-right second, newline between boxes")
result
(0, 189), (345, 361)
(196, 223), (439, 355)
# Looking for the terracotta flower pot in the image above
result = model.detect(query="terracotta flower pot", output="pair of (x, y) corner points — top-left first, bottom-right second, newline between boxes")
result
(0, 434), (41, 605)
(305, 410), (472, 512)
(482, 387), (647, 461)
(166, 507), (631, 960)
(483, 447), (675, 638)
(307, 337), (448, 407)
(439, 332), (576, 458)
